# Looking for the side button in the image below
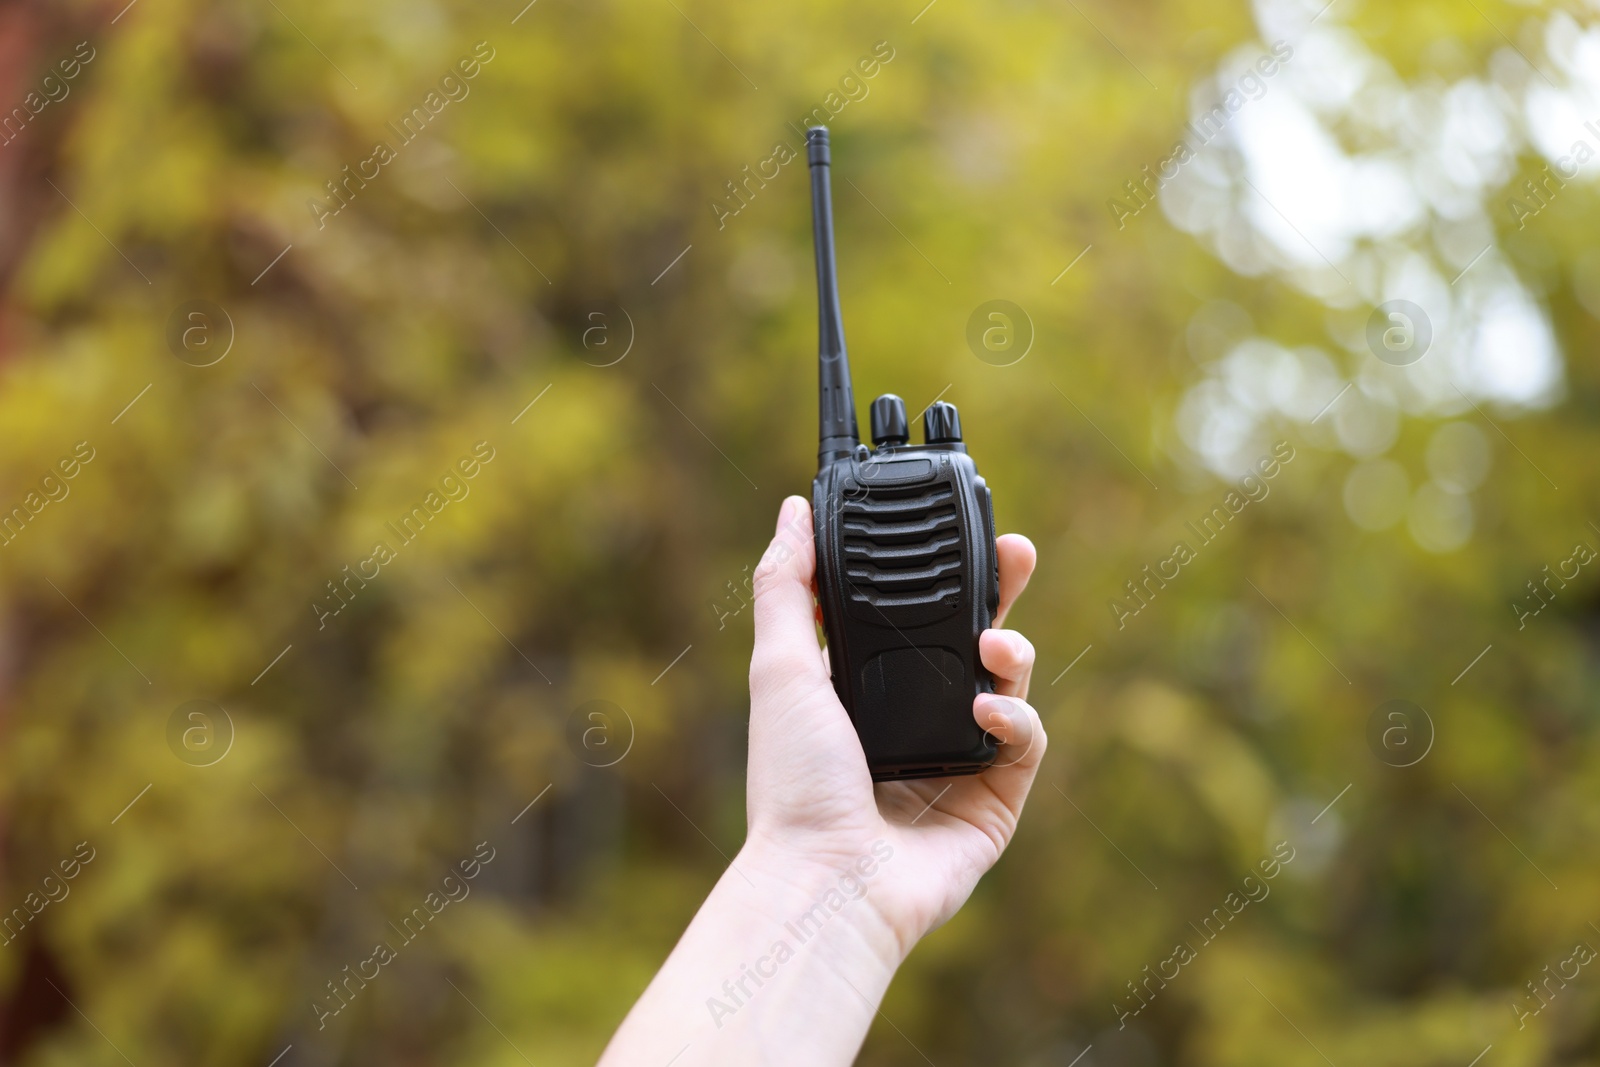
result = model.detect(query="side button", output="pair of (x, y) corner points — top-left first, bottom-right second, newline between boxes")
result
(979, 484), (999, 617)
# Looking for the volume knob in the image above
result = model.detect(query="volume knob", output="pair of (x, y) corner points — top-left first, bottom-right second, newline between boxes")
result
(924, 401), (963, 444)
(870, 394), (909, 447)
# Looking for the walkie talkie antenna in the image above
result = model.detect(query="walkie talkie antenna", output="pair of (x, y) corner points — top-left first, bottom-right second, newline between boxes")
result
(808, 126), (859, 465)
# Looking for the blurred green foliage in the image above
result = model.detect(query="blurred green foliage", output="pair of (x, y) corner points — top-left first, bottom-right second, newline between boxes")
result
(1, 0), (1599, 1063)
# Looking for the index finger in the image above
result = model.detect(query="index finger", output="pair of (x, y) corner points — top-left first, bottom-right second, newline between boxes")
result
(994, 533), (1037, 628)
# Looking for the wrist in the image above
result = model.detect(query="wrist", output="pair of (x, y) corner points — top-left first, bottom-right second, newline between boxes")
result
(598, 841), (907, 1067)
(734, 834), (911, 972)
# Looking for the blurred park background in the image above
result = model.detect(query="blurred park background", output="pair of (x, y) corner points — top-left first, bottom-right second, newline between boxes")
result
(2, 0), (1600, 1062)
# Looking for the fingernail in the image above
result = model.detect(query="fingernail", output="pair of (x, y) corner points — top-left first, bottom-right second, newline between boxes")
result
(977, 695), (1012, 737)
(776, 495), (801, 533)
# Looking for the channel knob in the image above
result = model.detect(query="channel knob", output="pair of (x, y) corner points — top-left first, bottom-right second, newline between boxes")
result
(924, 401), (963, 444)
(870, 394), (909, 447)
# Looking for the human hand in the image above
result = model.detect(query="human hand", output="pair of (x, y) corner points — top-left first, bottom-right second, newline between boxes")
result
(741, 494), (1046, 962)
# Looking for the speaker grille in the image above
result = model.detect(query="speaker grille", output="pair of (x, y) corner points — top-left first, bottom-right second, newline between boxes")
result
(840, 484), (963, 610)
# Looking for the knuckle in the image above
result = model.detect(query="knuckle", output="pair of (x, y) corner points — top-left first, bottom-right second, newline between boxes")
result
(749, 647), (815, 695)
(1021, 711), (1047, 763)
(751, 556), (791, 601)
(1012, 633), (1036, 665)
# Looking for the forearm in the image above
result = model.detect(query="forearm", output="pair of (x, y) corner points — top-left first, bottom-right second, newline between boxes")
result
(599, 841), (906, 1066)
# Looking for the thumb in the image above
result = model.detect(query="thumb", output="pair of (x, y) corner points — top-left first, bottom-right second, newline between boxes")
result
(749, 495), (826, 695)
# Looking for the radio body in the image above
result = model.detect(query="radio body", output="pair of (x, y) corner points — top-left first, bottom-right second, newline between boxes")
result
(804, 127), (1001, 781)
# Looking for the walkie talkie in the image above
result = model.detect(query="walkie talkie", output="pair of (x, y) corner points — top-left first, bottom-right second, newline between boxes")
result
(806, 126), (1001, 782)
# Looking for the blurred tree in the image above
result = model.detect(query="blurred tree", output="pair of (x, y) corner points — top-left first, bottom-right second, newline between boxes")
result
(0, 0), (1598, 1064)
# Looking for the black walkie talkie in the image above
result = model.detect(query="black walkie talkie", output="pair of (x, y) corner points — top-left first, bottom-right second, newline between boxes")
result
(806, 127), (1001, 782)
